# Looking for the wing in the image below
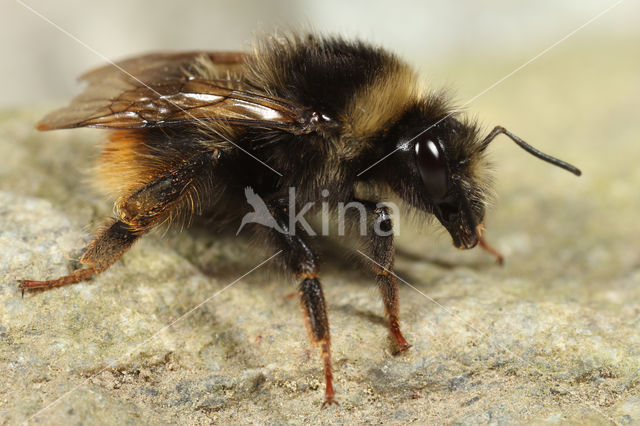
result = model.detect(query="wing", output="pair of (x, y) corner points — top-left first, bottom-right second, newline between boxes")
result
(37, 51), (307, 132)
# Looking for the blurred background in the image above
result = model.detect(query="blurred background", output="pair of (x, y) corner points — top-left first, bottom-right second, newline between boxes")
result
(1, 0), (638, 107)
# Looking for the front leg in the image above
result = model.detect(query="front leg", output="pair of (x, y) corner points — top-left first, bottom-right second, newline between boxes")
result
(358, 200), (411, 352)
(265, 203), (337, 407)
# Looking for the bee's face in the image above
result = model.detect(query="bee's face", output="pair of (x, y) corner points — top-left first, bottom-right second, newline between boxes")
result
(386, 115), (490, 249)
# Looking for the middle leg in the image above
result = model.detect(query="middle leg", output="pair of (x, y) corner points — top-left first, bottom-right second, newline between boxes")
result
(265, 203), (337, 406)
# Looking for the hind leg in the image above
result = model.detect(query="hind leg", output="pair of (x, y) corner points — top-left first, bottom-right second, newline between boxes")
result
(19, 148), (219, 293)
(19, 220), (141, 293)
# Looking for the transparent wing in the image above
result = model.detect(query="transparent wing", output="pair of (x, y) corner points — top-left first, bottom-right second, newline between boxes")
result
(37, 51), (306, 132)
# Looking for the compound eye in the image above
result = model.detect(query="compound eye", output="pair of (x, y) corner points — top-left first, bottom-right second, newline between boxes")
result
(415, 138), (448, 200)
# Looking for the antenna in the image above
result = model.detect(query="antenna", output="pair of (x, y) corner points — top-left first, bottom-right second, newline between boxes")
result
(480, 126), (582, 176)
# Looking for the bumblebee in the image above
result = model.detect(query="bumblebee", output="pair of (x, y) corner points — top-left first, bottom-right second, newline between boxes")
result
(19, 33), (580, 406)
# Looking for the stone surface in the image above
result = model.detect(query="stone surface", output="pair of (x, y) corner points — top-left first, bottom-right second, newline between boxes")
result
(1, 38), (639, 424)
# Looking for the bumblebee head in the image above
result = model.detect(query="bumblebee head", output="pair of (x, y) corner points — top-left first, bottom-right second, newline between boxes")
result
(382, 112), (488, 248)
(378, 103), (581, 249)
